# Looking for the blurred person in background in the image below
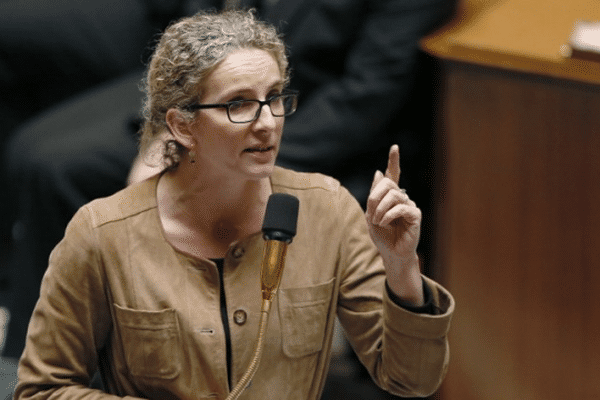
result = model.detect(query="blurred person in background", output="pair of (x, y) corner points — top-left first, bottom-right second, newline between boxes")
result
(0, 0), (183, 349)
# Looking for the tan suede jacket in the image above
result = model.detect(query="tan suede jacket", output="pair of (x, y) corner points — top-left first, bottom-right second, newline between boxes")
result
(15, 167), (454, 400)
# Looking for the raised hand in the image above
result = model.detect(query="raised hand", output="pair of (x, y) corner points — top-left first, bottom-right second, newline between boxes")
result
(365, 144), (424, 305)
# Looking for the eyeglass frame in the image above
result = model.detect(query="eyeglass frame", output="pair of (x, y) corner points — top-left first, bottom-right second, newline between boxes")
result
(183, 91), (299, 124)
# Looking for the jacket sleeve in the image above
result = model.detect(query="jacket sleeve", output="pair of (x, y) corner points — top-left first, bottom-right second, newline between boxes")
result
(277, 0), (457, 173)
(14, 207), (144, 400)
(334, 185), (454, 398)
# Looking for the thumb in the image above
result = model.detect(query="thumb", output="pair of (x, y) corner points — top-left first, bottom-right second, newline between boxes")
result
(367, 170), (384, 220)
(385, 144), (400, 184)
(371, 169), (384, 191)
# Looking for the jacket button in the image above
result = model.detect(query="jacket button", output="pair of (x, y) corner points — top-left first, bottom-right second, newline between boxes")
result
(232, 246), (245, 259)
(233, 309), (247, 325)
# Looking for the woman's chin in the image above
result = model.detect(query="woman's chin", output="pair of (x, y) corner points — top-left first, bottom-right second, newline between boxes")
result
(243, 163), (276, 180)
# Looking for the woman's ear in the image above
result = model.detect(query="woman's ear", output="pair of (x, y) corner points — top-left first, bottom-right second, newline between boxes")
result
(166, 108), (195, 148)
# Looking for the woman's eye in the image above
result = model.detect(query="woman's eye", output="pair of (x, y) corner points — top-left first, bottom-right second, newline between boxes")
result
(228, 100), (254, 112)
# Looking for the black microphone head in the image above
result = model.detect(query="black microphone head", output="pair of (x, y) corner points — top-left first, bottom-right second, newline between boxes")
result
(262, 193), (299, 242)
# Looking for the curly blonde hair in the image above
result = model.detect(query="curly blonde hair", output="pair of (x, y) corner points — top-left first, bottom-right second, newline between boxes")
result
(139, 9), (289, 169)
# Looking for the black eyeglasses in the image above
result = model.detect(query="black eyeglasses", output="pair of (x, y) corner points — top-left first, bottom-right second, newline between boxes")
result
(184, 92), (298, 123)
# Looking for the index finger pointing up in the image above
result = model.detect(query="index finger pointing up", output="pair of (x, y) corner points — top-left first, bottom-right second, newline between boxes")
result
(385, 144), (400, 184)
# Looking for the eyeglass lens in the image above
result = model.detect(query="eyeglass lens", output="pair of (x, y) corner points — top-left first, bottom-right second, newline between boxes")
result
(228, 94), (297, 123)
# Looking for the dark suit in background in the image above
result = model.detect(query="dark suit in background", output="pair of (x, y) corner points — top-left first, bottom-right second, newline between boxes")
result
(0, 0), (164, 359)
(1, 2), (456, 395)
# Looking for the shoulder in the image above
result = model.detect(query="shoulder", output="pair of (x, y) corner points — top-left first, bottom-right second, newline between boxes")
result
(80, 175), (159, 228)
(271, 166), (342, 194)
(271, 166), (363, 218)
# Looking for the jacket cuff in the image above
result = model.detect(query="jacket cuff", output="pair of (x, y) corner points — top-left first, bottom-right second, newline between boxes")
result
(386, 278), (435, 314)
(383, 276), (454, 339)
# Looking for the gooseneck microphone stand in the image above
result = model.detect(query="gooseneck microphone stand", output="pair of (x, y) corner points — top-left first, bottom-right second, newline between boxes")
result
(225, 193), (299, 400)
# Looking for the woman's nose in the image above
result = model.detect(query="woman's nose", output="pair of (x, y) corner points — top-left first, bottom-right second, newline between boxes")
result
(254, 103), (278, 130)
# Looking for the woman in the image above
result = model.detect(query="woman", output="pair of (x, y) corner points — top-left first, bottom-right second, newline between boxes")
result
(15, 9), (454, 400)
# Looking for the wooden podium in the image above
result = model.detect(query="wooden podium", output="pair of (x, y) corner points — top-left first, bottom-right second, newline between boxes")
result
(421, 1), (600, 399)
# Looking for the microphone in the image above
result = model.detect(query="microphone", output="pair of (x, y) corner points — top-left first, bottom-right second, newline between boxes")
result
(260, 193), (299, 308)
(226, 193), (299, 400)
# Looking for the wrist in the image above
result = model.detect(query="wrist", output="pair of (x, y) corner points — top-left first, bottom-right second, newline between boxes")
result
(384, 254), (424, 306)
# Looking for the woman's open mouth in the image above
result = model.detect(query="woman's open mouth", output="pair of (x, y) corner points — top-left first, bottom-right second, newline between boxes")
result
(244, 146), (274, 153)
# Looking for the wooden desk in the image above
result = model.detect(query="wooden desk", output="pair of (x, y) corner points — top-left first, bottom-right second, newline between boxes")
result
(424, 0), (600, 83)
(422, 1), (600, 399)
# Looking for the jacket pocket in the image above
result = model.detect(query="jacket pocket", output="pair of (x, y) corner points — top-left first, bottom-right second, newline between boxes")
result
(278, 278), (335, 358)
(114, 304), (182, 379)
